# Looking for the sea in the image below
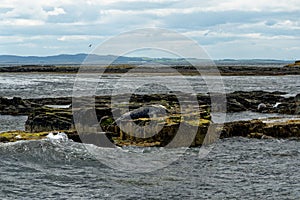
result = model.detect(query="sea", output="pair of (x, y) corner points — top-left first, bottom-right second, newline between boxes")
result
(0, 72), (300, 199)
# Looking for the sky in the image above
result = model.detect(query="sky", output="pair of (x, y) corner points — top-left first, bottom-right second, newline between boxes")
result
(1, 0), (300, 59)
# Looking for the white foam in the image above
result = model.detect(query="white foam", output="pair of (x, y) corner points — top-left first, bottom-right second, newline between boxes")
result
(15, 135), (22, 139)
(46, 132), (68, 141)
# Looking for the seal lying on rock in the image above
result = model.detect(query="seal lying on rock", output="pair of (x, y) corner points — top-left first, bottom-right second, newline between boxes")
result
(105, 105), (169, 139)
(115, 105), (168, 123)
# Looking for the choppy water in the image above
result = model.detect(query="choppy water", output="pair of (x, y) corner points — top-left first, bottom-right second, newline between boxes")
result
(0, 73), (299, 98)
(0, 135), (299, 199)
(0, 115), (27, 133)
(0, 73), (300, 199)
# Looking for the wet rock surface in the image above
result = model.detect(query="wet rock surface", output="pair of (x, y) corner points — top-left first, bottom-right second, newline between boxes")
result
(0, 97), (38, 115)
(0, 65), (78, 73)
(284, 60), (300, 68)
(1, 64), (300, 75)
(225, 91), (298, 114)
(25, 107), (74, 133)
(0, 91), (299, 146)
(1, 117), (300, 147)
(0, 91), (298, 116)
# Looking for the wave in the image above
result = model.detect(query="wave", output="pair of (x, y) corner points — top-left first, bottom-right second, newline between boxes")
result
(0, 133), (95, 165)
(0, 132), (203, 173)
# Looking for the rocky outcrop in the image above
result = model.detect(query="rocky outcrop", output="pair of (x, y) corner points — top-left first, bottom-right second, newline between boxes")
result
(1, 118), (300, 147)
(25, 107), (74, 132)
(1, 91), (298, 116)
(0, 65), (78, 73)
(0, 96), (72, 115)
(4, 91), (298, 134)
(219, 118), (300, 139)
(0, 130), (49, 142)
(0, 97), (37, 115)
(284, 60), (300, 68)
(25, 106), (113, 133)
(225, 91), (298, 114)
(1, 91), (299, 147)
(1, 64), (300, 75)
(173, 65), (300, 75)
(99, 117), (300, 147)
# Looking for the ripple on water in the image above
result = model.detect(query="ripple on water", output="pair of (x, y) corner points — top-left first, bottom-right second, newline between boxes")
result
(0, 115), (27, 133)
(0, 137), (299, 198)
(0, 74), (299, 98)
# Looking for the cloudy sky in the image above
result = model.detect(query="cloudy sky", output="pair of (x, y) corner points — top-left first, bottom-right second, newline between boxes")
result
(1, 0), (300, 59)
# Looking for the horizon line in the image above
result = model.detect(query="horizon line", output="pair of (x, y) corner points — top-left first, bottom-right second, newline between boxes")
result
(0, 53), (295, 61)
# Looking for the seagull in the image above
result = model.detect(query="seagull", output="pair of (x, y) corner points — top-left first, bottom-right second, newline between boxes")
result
(273, 102), (282, 108)
(257, 103), (267, 111)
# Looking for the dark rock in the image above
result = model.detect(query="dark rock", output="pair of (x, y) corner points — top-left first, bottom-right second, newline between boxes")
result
(248, 132), (274, 139)
(1, 91), (298, 144)
(227, 99), (247, 112)
(0, 136), (10, 142)
(0, 97), (36, 115)
(25, 107), (74, 132)
(295, 94), (300, 114)
(220, 119), (300, 139)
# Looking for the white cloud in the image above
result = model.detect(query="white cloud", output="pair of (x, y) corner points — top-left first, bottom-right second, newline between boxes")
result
(99, 8), (200, 17)
(0, 36), (25, 44)
(205, 37), (300, 59)
(176, 0), (300, 12)
(272, 20), (300, 30)
(57, 35), (105, 41)
(0, 0), (300, 58)
(97, 0), (300, 20)
(47, 7), (66, 16)
(0, 19), (44, 26)
(183, 28), (300, 48)
(88, 0), (180, 5)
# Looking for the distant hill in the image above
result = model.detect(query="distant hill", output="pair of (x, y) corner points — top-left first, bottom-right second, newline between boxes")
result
(215, 59), (292, 66)
(0, 54), (292, 66)
(0, 54), (138, 65)
(0, 54), (192, 65)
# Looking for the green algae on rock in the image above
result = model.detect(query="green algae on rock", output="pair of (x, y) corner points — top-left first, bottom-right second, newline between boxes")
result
(0, 118), (299, 147)
(0, 130), (49, 143)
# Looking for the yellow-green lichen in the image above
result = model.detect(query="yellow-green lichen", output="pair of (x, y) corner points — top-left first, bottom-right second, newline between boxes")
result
(0, 130), (50, 142)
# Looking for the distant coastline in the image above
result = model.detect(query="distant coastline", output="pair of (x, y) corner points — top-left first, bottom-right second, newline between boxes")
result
(0, 64), (299, 76)
(0, 54), (293, 65)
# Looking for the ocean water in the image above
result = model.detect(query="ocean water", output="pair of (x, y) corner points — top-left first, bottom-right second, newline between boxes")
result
(0, 73), (300, 199)
(0, 115), (27, 133)
(0, 73), (299, 98)
(0, 135), (299, 199)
